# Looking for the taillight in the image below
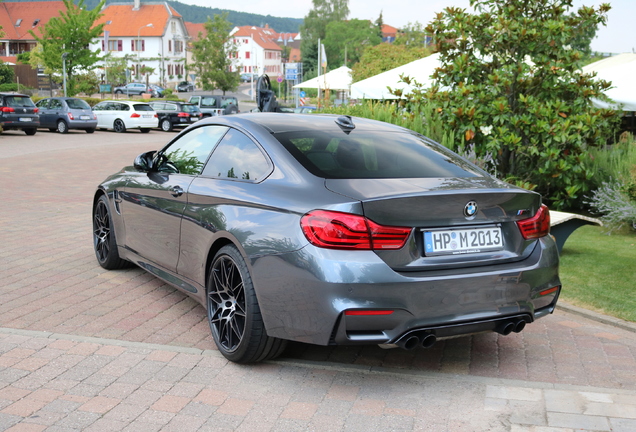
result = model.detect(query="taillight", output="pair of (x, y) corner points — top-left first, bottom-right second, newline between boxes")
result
(93, 113), (97, 120)
(154, 113), (158, 118)
(177, 112), (189, 117)
(33, 107), (39, 114)
(300, 210), (411, 250)
(1, 107), (15, 113)
(67, 112), (75, 120)
(130, 113), (141, 118)
(517, 204), (550, 239)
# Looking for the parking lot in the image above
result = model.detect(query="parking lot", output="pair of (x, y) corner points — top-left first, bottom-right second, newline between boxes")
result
(0, 128), (635, 431)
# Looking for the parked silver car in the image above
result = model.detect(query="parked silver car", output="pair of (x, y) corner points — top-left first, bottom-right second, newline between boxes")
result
(36, 97), (98, 133)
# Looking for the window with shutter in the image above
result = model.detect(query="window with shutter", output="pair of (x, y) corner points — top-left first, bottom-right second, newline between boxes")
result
(118, 40), (122, 51)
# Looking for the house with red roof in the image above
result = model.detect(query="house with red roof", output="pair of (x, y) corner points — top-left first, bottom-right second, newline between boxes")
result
(0, 1), (68, 64)
(90, 0), (188, 87)
(229, 25), (287, 76)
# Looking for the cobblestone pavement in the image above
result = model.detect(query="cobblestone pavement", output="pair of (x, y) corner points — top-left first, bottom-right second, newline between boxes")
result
(1, 129), (635, 431)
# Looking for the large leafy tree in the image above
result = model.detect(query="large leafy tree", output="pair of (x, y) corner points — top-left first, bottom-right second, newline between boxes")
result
(300, 0), (349, 73)
(352, 43), (431, 82)
(191, 13), (239, 94)
(413, 0), (617, 209)
(323, 19), (382, 68)
(29, 0), (106, 96)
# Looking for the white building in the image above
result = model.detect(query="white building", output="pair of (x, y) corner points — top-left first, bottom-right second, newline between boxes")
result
(229, 25), (286, 77)
(90, 0), (188, 88)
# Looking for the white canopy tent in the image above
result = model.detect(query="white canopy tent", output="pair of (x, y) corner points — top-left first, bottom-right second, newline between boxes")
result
(293, 66), (352, 91)
(582, 53), (636, 111)
(350, 53), (441, 100)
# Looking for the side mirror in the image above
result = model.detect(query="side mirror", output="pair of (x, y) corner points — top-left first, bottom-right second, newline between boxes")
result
(134, 150), (156, 172)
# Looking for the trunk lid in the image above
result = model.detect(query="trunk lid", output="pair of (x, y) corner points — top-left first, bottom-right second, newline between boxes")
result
(325, 177), (542, 271)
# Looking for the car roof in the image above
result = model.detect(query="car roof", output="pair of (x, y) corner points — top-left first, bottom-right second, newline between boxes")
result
(204, 112), (410, 135)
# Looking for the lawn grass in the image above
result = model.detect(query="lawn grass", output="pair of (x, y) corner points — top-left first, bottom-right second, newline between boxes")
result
(558, 225), (636, 322)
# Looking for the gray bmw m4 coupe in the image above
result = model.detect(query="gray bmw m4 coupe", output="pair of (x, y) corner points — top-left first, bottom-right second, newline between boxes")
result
(93, 113), (560, 363)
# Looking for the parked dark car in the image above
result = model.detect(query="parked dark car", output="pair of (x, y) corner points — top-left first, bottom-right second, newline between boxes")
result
(93, 113), (561, 364)
(113, 83), (151, 96)
(35, 97), (97, 133)
(176, 81), (194, 92)
(188, 95), (239, 117)
(0, 92), (39, 135)
(149, 101), (202, 132)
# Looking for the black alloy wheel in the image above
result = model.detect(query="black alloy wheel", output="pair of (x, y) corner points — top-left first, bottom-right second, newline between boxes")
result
(207, 245), (287, 363)
(93, 195), (130, 270)
(113, 119), (126, 133)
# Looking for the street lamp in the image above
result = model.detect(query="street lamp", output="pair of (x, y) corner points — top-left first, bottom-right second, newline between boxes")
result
(61, 52), (68, 97)
(277, 33), (294, 62)
(137, 23), (153, 81)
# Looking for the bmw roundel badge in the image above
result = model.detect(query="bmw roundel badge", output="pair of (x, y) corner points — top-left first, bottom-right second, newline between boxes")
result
(464, 201), (478, 218)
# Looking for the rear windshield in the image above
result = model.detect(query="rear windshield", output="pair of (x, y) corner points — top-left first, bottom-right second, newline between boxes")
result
(181, 104), (200, 113)
(66, 99), (91, 110)
(133, 104), (154, 111)
(220, 98), (237, 108)
(4, 96), (35, 108)
(275, 131), (481, 179)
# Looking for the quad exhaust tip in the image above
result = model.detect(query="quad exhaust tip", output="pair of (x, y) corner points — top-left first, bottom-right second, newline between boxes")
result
(394, 317), (527, 350)
(495, 319), (527, 336)
(396, 332), (437, 350)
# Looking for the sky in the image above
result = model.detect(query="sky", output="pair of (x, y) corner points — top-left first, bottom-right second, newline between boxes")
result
(177, 0), (635, 54)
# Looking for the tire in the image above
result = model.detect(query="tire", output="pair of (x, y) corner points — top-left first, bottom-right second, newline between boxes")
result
(115, 90), (122, 95)
(207, 245), (287, 363)
(113, 119), (126, 133)
(140, 128), (150, 133)
(224, 105), (238, 115)
(93, 195), (130, 270)
(24, 128), (36, 136)
(161, 119), (173, 132)
(86, 128), (95, 134)
(57, 120), (68, 134)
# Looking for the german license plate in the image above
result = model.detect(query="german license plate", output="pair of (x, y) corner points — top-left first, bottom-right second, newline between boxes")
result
(424, 227), (503, 256)
(80, 115), (90, 120)
(143, 115), (152, 118)
(191, 116), (199, 120)
(19, 118), (32, 122)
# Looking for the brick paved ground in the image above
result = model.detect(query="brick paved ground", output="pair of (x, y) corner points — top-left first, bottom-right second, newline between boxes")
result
(1, 128), (635, 430)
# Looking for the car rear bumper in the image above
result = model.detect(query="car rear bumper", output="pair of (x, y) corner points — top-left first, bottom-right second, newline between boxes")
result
(250, 235), (560, 346)
(68, 120), (98, 129)
(129, 119), (159, 128)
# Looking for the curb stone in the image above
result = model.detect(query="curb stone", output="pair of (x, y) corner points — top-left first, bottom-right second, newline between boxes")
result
(557, 300), (636, 333)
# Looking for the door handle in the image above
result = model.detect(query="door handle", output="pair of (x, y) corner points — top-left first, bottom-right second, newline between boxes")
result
(170, 186), (184, 197)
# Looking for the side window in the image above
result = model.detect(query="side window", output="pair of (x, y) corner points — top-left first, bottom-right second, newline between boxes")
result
(190, 96), (200, 105)
(36, 99), (49, 109)
(159, 125), (229, 175)
(201, 97), (217, 108)
(50, 99), (63, 109)
(202, 129), (271, 181)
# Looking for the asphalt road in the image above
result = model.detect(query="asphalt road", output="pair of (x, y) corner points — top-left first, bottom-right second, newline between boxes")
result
(0, 127), (635, 431)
